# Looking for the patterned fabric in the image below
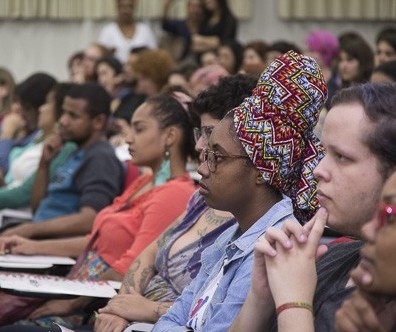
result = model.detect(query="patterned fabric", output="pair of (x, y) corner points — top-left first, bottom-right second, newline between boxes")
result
(143, 191), (235, 302)
(73, 250), (110, 279)
(233, 50), (327, 223)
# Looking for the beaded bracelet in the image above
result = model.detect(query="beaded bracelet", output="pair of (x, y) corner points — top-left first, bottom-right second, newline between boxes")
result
(276, 302), (313, 316)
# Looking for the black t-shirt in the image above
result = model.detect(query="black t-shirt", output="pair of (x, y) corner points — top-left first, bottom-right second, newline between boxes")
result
(198, 13), (237, 42)
(313, 240), (362, 331)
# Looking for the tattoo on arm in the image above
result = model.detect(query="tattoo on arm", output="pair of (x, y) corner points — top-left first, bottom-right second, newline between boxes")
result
(123, 259), (141, 293)
(138, 264), (156, 294)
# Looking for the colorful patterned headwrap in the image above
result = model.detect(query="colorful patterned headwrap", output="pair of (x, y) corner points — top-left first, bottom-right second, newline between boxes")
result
(233, 51), (327, 223)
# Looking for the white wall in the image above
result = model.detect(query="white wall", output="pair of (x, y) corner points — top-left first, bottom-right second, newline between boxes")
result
(0, 0), (391, 82)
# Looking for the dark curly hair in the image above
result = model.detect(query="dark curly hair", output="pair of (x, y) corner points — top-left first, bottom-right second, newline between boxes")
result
(193, 74), (257, 120)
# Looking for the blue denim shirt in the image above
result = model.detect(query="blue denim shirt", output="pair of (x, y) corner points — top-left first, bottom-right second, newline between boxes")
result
(152, 196), (296, 332)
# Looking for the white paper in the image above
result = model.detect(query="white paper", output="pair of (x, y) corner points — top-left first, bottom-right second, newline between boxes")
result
(0, 208), (32, 220)
(0, 272), (117, 298)
(0, 262), (53, 269)
(108, 280), (122, 290)
(0, 254), (76, 265)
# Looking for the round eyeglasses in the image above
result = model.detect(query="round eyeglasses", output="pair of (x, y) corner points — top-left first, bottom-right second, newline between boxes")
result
(202, 149), (251, 173)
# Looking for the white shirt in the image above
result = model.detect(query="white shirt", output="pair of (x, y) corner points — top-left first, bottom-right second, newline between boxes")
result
(98, 22), (157, 63)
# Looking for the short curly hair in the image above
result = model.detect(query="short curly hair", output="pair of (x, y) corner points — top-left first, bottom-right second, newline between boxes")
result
(133, 49), (175, 90)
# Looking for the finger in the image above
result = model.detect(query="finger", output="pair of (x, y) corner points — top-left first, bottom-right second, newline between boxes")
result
(302, 213), (318, 233)
(303, 207), (328, 235)
(307, 207), (328, 250)
(335, 307), (359, 332)
(10, 243), (30, 255)
(352, 295), (384, 332)
(264, 227), (293, 250)
(0, 235), (16, 251)
(255, 236), (278, 257)
(28, 306), (48, 319)
(281, 220), (308, 243)
(350, 264), (373, 289)
(99, 303), (119, 316)
(316, 244), (328, 259)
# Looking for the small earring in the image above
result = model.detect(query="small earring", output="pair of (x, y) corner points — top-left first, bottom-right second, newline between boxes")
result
(164, 146), (170, 160)
(256, 175), (265, 184)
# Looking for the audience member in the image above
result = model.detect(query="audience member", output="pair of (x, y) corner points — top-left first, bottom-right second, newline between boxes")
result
(371, 60), (396, 83)
(0, 73), (57, 173)
(133, 49), (175, 97)
(92, 74), (256, 331)
(199, 48), (219, 67)
(167, 62), (199, 92)
(305, 30), (339, 82)
(113, 46), (147, 122)
(67, 51), (85, 83)
(98, 0), (157, 63)
(153, 51), (327, 331)
(230, 83), (396, 332)
(189, 64), (229, 97)
(82, 43), (113, 83)
(0, 67), (15, 123)
(0, 88), (197, 328)
(375, 26), (396, 66)
(304, 30), (339, 110)
(266, 40), (302, 64)
(106, 49), (146, 161)
(241, 40), (268, 78)
(335, 171), (396, 332)
(192, 0), (237, 54)
(218, 40), (243, 74)
(0, 83), (123, 239)
(338, 34), (374, 88)
(161, 0), (203, 60)
(0, 83), (76, 210)
(94, 56), (124, 98)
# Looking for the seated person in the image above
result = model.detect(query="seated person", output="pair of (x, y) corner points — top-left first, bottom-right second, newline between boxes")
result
(335, 171), (396, 331)
(188, 64), (229, 98)
(93, 74), (257, 331)
(371, 59), (396, 83)
(153, 51), (327, 331)
(0, 83), (124, 239)
(0, 88), (197, 328)
(0, 83), (77, 211)
(229, 83), (396, 332)
(0, 73), (56, 174)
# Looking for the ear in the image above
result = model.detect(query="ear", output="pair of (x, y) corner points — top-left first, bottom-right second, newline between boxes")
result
(164, 126), (180, 147)
(92, 113), (107, 131)
(256, 173), (265, 185)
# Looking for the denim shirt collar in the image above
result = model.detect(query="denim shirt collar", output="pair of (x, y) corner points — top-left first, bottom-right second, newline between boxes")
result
(201, 196), (295, 274)
(220, 196), (295, 264)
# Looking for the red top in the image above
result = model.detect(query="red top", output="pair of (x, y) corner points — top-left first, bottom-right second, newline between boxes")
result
(90, 173), (195, 275)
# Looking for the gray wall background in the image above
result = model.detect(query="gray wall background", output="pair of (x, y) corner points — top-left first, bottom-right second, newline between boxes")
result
(0, 0), (391, 82)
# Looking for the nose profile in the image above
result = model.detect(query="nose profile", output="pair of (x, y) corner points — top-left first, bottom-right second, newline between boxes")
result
(360, 215), (378, 243)
(197, 157), (210, 178)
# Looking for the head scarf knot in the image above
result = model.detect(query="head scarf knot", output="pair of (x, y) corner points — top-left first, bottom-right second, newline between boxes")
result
(233, 51), (327, 223)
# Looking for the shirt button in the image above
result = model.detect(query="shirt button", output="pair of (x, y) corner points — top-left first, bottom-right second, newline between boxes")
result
(202, 319), (206, 325)
(230, 244), (236, 250)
